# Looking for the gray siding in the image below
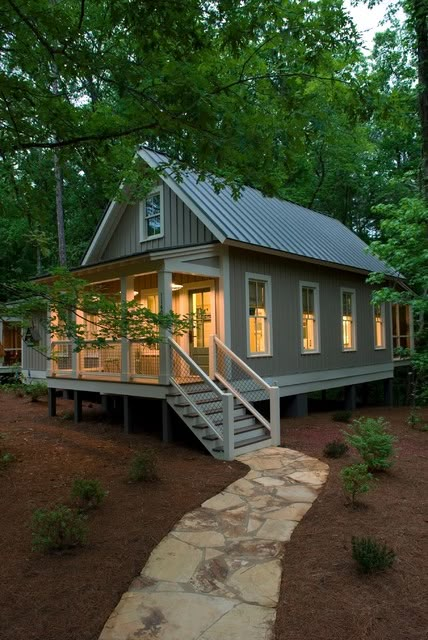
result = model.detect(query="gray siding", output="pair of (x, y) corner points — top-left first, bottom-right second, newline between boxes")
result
(229, 248), (392, 379)
(22, 315), (48, 374)
(100, 184), (216, 261)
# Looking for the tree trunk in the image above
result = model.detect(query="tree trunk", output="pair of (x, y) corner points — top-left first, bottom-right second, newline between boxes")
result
(53, 150), (67, 266)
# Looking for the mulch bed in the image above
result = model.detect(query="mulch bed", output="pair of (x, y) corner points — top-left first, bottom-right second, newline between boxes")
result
(0, 393), (244, 640)
(1, 394), (427, 640)
(274, 406), (428, 640)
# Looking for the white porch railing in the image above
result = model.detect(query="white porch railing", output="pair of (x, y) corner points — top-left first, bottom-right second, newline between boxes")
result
(210, 335), (280, 445)
(169, 337), (235, 460)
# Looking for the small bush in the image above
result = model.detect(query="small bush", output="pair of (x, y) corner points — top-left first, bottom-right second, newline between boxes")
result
(344, 416), (396, 471)
(128, 449), (158, 482)
(332, 410), (352, 423)
(351, 536), (395, 573)
(25, 382), (48, 402)
(2, 383), (26, 398)
(323, 439), (349, 459)
(341, 463), (374, 506)
(71, 478), (107, 510)
(31, 505), (87, 553)
(0, 451), (16, 471)
(407, 411), (428, 432)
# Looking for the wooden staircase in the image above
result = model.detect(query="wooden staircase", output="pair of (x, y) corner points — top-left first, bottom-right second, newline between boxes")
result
(166, 383), (272, 460)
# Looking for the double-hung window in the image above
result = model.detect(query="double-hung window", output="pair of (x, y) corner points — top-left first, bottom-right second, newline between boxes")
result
(140, 188), (163, 241)
(246, 274), (272, 356)
(373, 302), (385, 349)
(392, 304), (412, 357)
(300, 282), (320, 353)
(341, 288), (356, 351)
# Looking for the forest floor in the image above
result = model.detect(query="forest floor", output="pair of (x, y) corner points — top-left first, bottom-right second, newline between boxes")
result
(0, 393), (427, 640)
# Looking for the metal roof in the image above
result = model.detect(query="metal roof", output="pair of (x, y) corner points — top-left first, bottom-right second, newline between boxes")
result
(139, 147), (396, 276)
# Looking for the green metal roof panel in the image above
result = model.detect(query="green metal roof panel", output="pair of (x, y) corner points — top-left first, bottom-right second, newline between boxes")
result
(139, 148), (396, 276)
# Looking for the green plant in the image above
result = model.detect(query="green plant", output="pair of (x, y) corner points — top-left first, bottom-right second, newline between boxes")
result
(31, 505), (87, 553)
(128, 449), (158, 482)
(341, 463), (374, 506)
(332, 410), (352, 423)
(25, 382), (48, 402)
(323, 439), (349, 458)
(407, 411), (428, 431)
(71, 478), (107, 510)
(344, 417), (396, 471)
(351, 536), (395, 573)
(0, 451), (16, 471)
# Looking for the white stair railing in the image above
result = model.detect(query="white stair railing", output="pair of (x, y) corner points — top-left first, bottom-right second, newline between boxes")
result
(168, 338), (234, 460)
(211, 335), (280, 446)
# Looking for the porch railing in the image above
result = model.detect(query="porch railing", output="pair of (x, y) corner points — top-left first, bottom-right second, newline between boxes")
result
(169, 337), (235, 459)
(211, 335), (280, 445)
(129, 342), (160, 378)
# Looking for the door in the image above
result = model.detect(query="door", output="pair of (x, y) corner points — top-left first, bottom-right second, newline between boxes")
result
(189, 288), (212, 373)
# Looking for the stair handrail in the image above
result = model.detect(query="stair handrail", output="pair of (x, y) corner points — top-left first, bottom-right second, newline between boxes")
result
(212, 335), (280, 446)
(168, 337), (234, 459)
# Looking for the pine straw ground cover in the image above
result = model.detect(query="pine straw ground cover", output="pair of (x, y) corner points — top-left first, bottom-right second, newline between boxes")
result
(0, 393), (426, 640)
(275, 406), (428, 640)
(0, 392), (244, 640)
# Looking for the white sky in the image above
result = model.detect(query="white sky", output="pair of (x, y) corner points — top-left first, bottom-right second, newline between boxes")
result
(344, 0), (405, 50)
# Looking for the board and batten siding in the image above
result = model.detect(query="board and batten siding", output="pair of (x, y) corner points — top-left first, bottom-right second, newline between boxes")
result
(100, 184), (216, 261)
(229, 248), (392, 379)
(22, 314), (48, 376)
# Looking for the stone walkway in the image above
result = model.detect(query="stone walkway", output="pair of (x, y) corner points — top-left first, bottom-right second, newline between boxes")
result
(99, 447), (329, 640)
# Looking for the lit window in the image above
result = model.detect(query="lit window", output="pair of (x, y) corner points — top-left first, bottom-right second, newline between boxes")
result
(341, 289), (356, 351)
(373, 302), (385, 349)
(140, 189), (163, 241)
(392, 304), (412, 358)
(300, 283), (320, 353)
(246, 275), (271, 356)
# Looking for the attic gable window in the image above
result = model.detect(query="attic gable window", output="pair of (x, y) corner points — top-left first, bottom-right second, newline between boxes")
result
(140, 188), (163, 242)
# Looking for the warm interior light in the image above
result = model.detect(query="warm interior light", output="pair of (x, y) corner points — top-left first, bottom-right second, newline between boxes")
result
(133, 290), (139, 296)
(171, 283), (183, 291)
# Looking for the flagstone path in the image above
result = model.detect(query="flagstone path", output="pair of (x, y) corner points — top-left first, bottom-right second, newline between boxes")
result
(99, 447), (329, 640)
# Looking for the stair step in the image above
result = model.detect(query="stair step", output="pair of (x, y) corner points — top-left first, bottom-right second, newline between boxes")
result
(212, 434), (271, 453)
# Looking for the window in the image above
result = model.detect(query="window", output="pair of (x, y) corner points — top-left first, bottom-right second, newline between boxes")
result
(392, 304), (412, 357)
(341, 289), (356, 351)
(300, 282), (320, 353)
(373, 302), (385, 349)
(246, 274), (272, 356)
(140, 188), (163, 241)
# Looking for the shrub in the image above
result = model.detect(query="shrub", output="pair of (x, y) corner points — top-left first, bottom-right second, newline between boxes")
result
(344, 417), (396, 471)
(341, 463), (374, 506)
(128, 449), (158, 482)
(323, 439), (349, 459)
(25, 382), (48, 402)
(71, 478), (107, 510)
(0, 451), (15, 471)
(407, 411), (428, 432)
(351, 536), (395, 573)
(31, 505), (87, 553)
(332, 410), (352, 423)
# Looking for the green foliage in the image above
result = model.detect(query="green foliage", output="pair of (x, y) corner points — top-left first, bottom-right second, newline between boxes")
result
(407, 411), (428, 431)
(344, 417), (396, 471)
(332, 410), (352, 423)
(26, 382), (48, 402)
(0, 451), (16, 471)
(71, 478), (107, 510)
(128, 450), (158, 483)
(323, 439), (349, 458)
(351, 536), (395, 574)
(31, 505), (87, 553)
(341, 463), (374, 505)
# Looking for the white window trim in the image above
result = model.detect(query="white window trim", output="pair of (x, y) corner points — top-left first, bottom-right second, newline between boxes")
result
(245, 272), (272, 358)
(139, 187), (164, 242)
(373, 301), (386, 350)
(340, 287), (357, 352)
(391, 303), (414, 359)
(299, 281), (321, 355)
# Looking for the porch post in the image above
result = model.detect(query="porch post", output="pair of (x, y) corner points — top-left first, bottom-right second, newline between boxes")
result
(270, 386), (281, 446)
(120, 276), (134, 382)
(222, 393), (235, 461)
(158, 269), (172, 385)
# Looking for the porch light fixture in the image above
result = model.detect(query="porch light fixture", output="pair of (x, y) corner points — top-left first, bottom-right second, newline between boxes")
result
(171, 282), (183, 291)
(133, 290), (139, 297)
